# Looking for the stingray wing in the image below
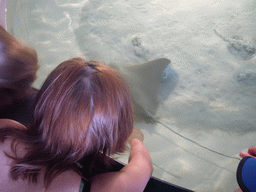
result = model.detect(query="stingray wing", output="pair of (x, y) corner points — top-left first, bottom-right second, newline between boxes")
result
(124, 58), (170, 116)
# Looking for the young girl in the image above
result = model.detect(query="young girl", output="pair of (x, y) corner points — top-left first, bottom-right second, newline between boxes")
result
(0, 58), (153, 191)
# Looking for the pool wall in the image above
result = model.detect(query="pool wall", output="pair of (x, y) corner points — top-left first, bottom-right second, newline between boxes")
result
(0, 0), (6, 29)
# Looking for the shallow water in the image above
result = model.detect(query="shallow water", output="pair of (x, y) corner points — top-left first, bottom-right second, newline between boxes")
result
(6, 0), (256, 191)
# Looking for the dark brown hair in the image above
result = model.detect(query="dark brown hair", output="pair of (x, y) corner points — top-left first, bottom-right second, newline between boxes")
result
(0, 26), (39, 101)
(0, 58), (134, 188)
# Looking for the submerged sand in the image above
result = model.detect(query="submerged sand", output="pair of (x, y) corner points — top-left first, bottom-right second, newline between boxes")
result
(6, 0), (256, 191)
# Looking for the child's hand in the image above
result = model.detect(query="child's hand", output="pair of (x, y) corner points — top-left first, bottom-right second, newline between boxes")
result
(128, 138), (153, 176)
(240, 146), (256, 158)
(120, 138), (153, 191)
(91, 139), (153, 192)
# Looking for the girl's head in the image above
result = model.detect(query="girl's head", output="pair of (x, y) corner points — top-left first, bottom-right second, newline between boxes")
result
(0, 57), (133, 187)
(0, 26), (39, 106)
(34, 58), (134, 162)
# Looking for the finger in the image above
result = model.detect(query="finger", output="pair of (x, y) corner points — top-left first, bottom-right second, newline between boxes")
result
(127, 129), (144, 145)
(248, 146), (256, 157)
(239, 151), (251, 158)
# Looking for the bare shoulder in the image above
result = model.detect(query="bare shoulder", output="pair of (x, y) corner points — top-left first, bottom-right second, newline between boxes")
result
(0, 119), (27, 130)
(0, 122), (81, 192)
(0, 149), (82, 192)
(47, 170), (82, 192)
(0, 138), (24, 191)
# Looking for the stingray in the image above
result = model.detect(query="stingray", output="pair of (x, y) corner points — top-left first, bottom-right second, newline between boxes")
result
(236, 71), (256, 86)
(214, 29), (256, 60)
(117, 58), (241, 160)
(111, 58), (170, 122)
(117, 58), (240, 161)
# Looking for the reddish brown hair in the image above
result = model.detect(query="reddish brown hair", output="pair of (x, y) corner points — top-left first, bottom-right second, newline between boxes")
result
(0, 58), (134, 188)
(0, 26), (39, 101)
